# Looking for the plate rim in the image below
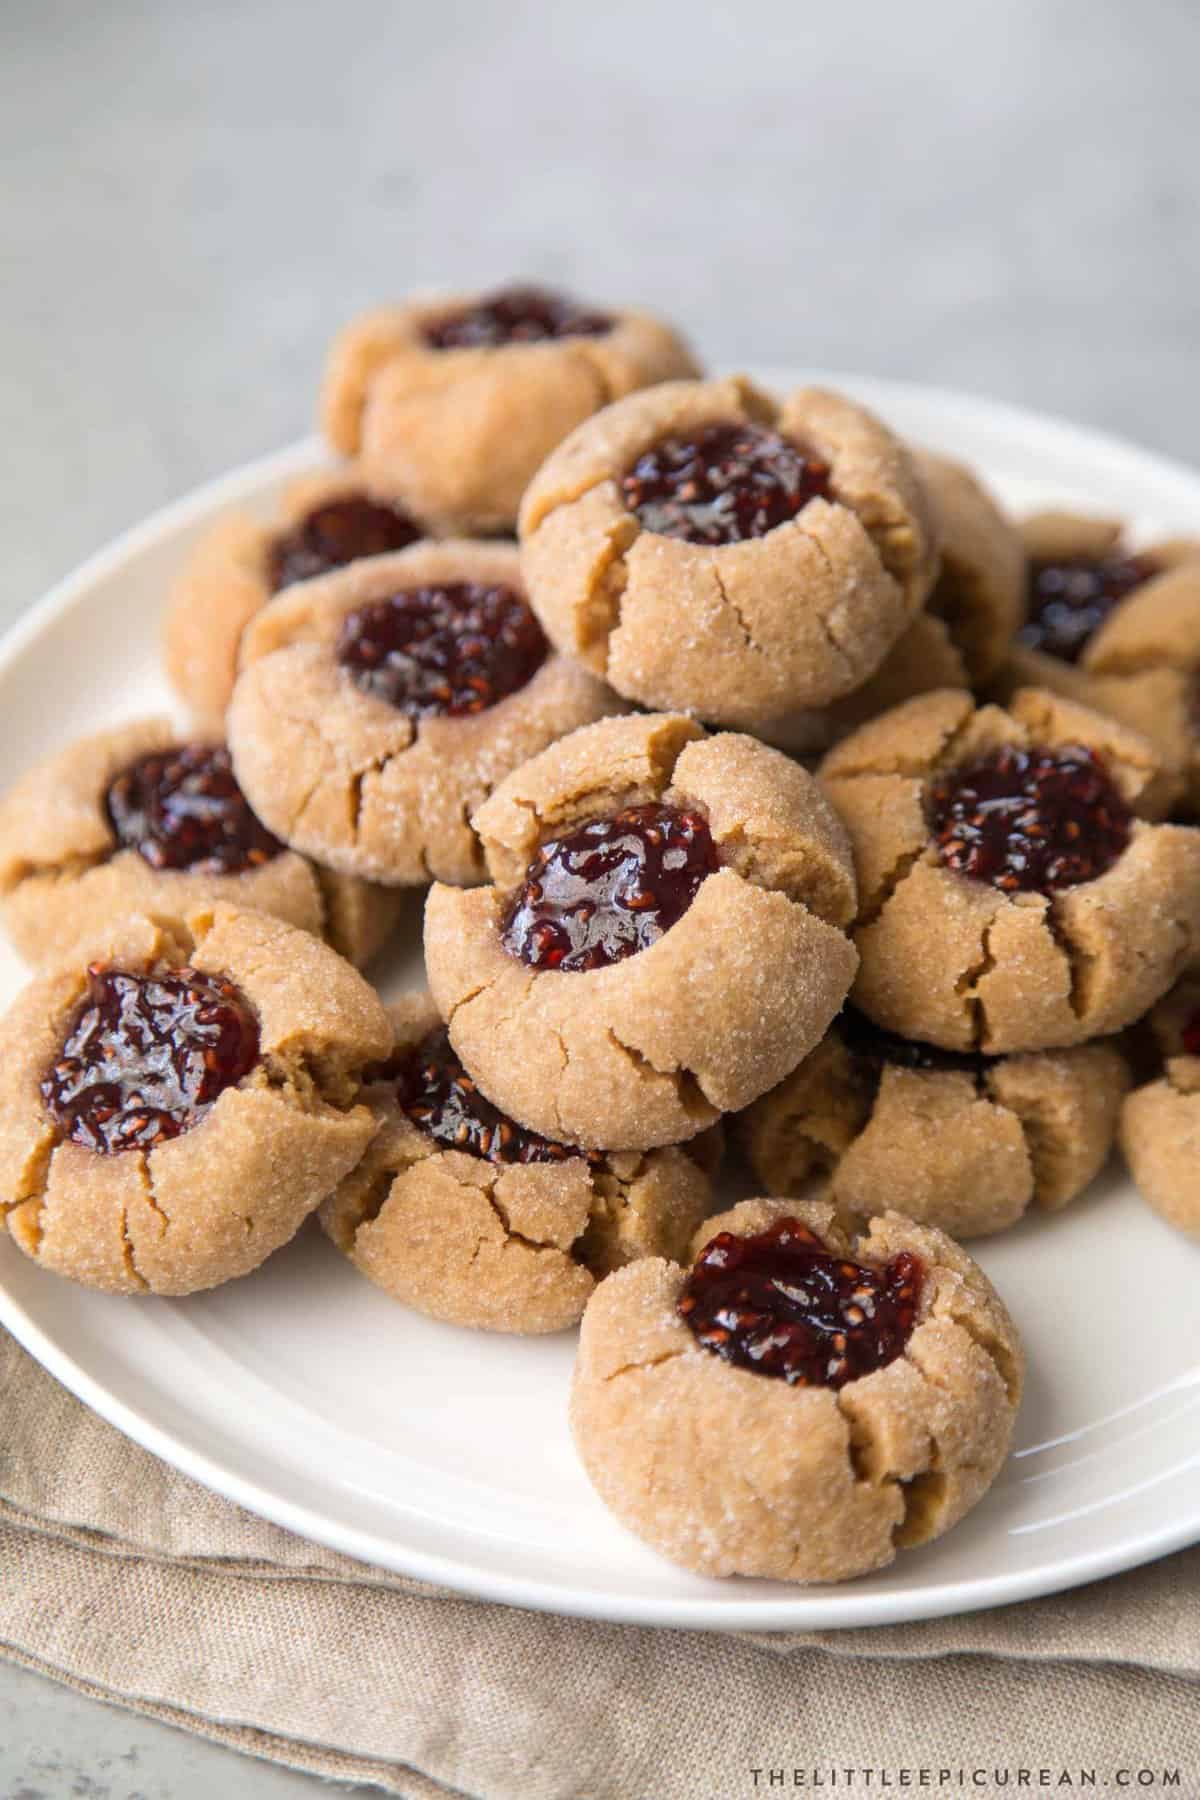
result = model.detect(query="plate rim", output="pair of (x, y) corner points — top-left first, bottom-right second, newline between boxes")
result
(3, 370), (1200, 1632)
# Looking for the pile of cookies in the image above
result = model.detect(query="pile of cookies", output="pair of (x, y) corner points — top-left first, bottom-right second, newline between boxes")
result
(2, 281), (1198, 1588)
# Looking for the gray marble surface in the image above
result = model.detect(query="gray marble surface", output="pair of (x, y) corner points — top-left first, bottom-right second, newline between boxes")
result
(2, 0), (1198, 1793)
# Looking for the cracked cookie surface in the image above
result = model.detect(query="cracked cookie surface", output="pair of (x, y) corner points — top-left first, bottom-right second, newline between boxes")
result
(569, 1195), (1022, 1583)
(821, 687), (1200, 1052)
(226, 542), (624, 887)
(164, 465), (429, 732)
(1119, 974), (1200, 1239)
(994, 514), (1200, 815)
(0, 904), (391, 1295)
(319, 993), (717, 1334)
(425, 711), (859, 1150)
(0, 717), (404, 969)
(786, 450), (1025, 748)
(517, 375), (939, 726)
(741, 1010), (1128, 1238)
(321, 286), (699, 534)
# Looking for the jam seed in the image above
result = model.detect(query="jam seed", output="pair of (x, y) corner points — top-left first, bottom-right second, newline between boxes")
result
(391, 1025), (596, 1167)
(929, 743), (1131, 895)
(337, 582), (546, 721)
(679, 1221), (923, 1391)
(620, 421), (831, 547)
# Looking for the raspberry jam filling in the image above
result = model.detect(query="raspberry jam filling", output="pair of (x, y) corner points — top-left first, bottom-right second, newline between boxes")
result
(500, 802), (719, 973)
(423, 284), (612, 350)
(679, 1217), (922, 1389)
(838, 1006), (989, 1079)
(106, 744), (284, 876)
(42, 964), (260, 1154)
(267, 494), (422, 592)
(1018, 550), (1157, 663)
(621, 421), (832, 545)
(336, 582), (547, 719)
(394, 1027), (589, 1165)
(928, 743), (1132, 894)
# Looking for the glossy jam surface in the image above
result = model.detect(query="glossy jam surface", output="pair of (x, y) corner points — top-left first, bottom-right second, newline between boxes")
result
(106, 745), (284, 875)
(679, 1217), (922, 1389)
(1018, 551), (1156, 663)
(838, 1006), (989, 1079)
(267, 494), (422, 592)
(42, 965), (260, 1154)
(500, 803), (719, 973)
(1180, 1008), (1200, 1058)
(621, 421), (831, 545)
(928, 744), (1132, 894)
(395, 1027), (588, 1164)
(423, 284), (612, 350)
(336, 582), (546, 719)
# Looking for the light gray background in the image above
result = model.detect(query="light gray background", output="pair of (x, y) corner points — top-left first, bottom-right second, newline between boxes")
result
(2, 0), (1198, 1793)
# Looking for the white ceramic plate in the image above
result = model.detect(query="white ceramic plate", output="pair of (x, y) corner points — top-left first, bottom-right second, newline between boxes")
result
(1, 372), (1199, 1633)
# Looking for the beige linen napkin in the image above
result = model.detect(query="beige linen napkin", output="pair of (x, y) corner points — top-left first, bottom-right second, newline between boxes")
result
(2, 1327), (1197, 1799)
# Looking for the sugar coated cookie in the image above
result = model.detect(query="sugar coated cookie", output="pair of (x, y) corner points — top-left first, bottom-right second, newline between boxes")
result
(228, 541), (623, 885)
(322, 284), (699, 533)
(822, 687), (1200, 1051)
(0, 905), (391, 1295)
(0, 718), (403, 968)
(320, 993), (717, 1333)
(517, 375), (939, 725)
(742, 1008), (1128, 1238)
(426, 712), (859, 1149)
(570, 1196), (1022, 1583)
